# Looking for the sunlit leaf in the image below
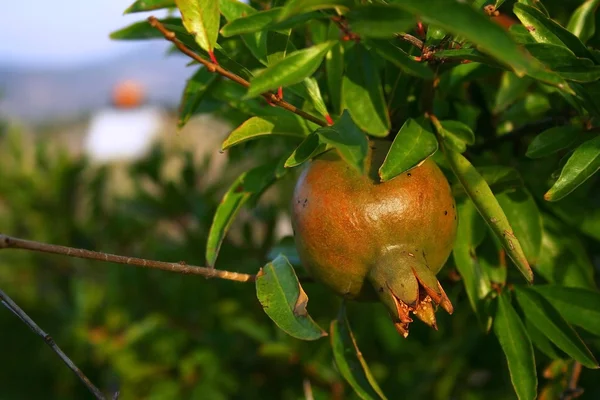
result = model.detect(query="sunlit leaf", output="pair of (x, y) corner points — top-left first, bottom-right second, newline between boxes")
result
(221, 7), (321, 36)
(437, 120), (475, 153)
(246, 41), (336, 98)
(493, 291), (537, 400)
(278, 0), (352, 22)
(220, 0), (267, 65)
(378, 119), (438, 181)
(514, 287), (598, 369)
(439, 143), (533, 282)
(124, 0), (175, 13)
(567, 0), (600, 43)
(222, 115), (314, 150)
(342, 44), (390, 137)
(110, 18), (183, 40)
(330, 305), (388, 400)
(176, 0), (220, 53)
(303, 77), (329, 119)
(284, 133), (331, 168)
(544, 135), (600, 201)
(256, 255), (327, 341)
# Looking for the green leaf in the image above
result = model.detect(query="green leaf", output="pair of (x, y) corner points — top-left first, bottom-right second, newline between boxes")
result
(206, 162), (280, 267)
(513, 3), (595, 61)
(526, 125), (580, 159)
(523, 43), (594, 69)
(433, 48), (508, 69)
(285, 133), (331, 168)
(567, 0), (600, 43)
(544, 135), (600, 201)
(246, 41), (336, 98)
(535, 215), (596, 290)
(220, 0), (267, 65)
(342, 44), (391, 137)
(524, 318), (563, 361)
(493, 292), (537, 400)
(222, 115), (314, 150)
(267, 237), (301, 266)
(453, 166), (522, 198)
(278, 0), (352, 22)
(439, 143), (533, 282)
(496, 188), (542, 265)
(256, 255), (327, 341)
(514, 287), (598, 368)
(346, 4), (415, 38)
(532, 285), (600, 336)
(110, 18), (183, 40)
(368, 40), (434, 79)
(124, 0), (175, 13)
(453, 200), (493, 331)
(494, 72), (533, 114)
(390, 0), (533, 76)
(438, 120), (475, 153)
(517, 0), (549, 17)
(326, 24), (344, 115)
(303, 77), (329, 118)
(378, 119), (438, 181)
(330, 306), (388, 400)
(220, 7), (320, 36)
(177, 67), (218, 129)
(315, 111), (369, 174)
(176, 0), (220, 53)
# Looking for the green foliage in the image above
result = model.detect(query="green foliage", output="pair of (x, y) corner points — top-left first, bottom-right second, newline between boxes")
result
(3, 0), (600, 399)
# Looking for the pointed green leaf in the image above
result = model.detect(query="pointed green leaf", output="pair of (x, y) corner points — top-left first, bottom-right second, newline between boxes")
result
(438, 120), (475, 153)
(452, 166), (522, 198)
(256, 255), (327, 341)
(315, 111), (369, 174)
(526, 126), (581, 159)
(525, 318), (563, 360)
(303, 77), (329, 118)
(567, 0), (600, 43)
(124, 0), (175, 13)
(220, 7), (320, 36)
(378, 119), (438, 181)
(544, 135), (600, 201)
(433, 48), (508, 69)
(110, 18), (183, 40)
(453, 200), (493, 331)
(176, 0), (220, 53)
(493, 291), (537, 400)
(206, 162), (280, 266)
(178, 67), (218, 128)
(369, 39), (434, 79)
(514, 287), (598, 368)
(285, 133), (332, 168)
(342, 44), (390, 137)
(330, 306), (388, 400)
(496, 188), (542, 265)
(246, 41), (336, 98)
(439, 143), (533, 282)
(517, 0), (549, 16)
(266, 29), (292, 66)
(390, 0), (533, 76)
(222, 115), (314, 150)
(513, 3), (595, 61)
(278, 0), (352, 21)
(346, 4), (415, 38)
(523, 43), (594, 69)
(531, 285), (600, 336)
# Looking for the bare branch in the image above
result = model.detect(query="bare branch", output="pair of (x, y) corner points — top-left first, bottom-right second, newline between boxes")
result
(396, 33), (424, 50)
(563, 362), (584, 400)
(0, 234), (256, 283)
(0, 288), (106, 400)
(147, 16), (328, 128)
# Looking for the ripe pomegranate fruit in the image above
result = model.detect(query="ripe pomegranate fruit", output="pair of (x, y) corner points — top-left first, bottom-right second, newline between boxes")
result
(291, 139), (458, 337)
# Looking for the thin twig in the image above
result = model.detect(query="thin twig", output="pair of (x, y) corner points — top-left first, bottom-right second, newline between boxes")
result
(147, 16), (327, 128)
(0, 234), (256, 282)
(396, 33), (424, 50)
(0, 288), (106, 400)
(563, 362), (584, 400)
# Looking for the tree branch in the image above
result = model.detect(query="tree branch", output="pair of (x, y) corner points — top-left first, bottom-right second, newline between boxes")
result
(396, 33), (424, 51)
(0, 288), (106, 400)
(0, 234), (256, 283)
(563, 362), (584, 400)
(147, 16), (327, 128)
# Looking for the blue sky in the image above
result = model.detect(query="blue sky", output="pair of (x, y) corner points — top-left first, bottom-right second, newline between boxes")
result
(1, 1), (169, 67)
